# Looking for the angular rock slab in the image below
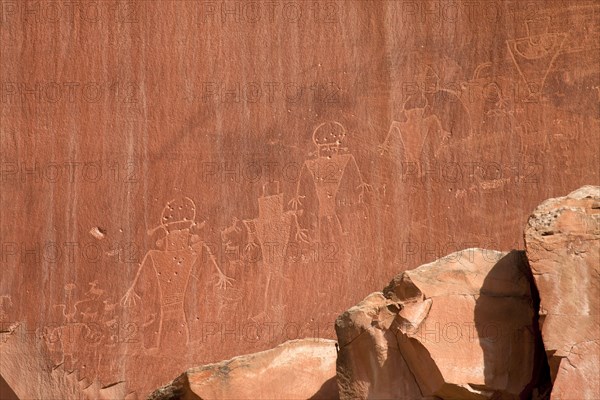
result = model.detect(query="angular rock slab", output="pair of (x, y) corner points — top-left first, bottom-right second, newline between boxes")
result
(525, 185), (600, 399)
(335, 292), (425, 399)
(336, 249), (548, 399)
(148, 338), (338, 400)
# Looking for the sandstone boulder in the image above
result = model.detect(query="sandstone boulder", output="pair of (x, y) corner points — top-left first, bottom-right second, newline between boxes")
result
(148, 338), (338, 400)
(525, 185), (600, 399)
(335, 292), (424, 399)
(336, 249), (550, 399)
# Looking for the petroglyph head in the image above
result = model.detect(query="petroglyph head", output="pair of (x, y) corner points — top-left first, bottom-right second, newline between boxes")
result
(312, 121), (347, 157)
(160, 196), (197, 232)
(416, 65), (440, 94)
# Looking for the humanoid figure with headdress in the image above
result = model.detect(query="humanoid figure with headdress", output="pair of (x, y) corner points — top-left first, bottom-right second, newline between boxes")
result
(290, 122), (371, 243)
(120, 196), (233, 350)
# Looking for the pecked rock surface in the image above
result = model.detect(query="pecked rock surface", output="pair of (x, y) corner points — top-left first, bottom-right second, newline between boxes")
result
(525, 185), (600, 399)
(335, 248), (550, 399)
(0, 322), (130, 400)
(148, 338), (338, 400)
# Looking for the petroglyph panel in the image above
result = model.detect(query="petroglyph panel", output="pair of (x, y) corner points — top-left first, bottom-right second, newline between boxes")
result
(0, 0), (598, 398)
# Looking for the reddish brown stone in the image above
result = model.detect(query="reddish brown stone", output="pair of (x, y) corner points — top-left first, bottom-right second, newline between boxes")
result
(336, 249), (549, 399)
(0, 323), (129, 400)
(0, 1), (598, 397)
(335, 293), (424, 399)
(148, 339), (338, 400)
(525, 186), (600, 399)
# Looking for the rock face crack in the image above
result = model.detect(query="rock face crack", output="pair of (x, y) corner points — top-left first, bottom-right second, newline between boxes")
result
(101, 380), (126, 390)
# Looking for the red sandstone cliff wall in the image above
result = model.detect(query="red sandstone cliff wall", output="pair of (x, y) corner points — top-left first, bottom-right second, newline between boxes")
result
(0, 1), (598, 398)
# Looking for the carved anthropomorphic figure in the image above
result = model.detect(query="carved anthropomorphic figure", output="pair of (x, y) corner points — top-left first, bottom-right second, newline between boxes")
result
(120, 196), (233, 350)
(219, 182), (302, 321)
(506, 17), (567, 100)
(291, 122), (371, 243)
(378, 65), (471, 175)
(243, 181), (298, 318)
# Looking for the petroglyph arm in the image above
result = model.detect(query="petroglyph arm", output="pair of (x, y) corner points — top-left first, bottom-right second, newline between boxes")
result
(378, 120), (405, 155)
(203, 242), (234, 290)
(347, 156), (372, 204)
(120, 252), (152, 308)
(290, 163), (311, 211)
